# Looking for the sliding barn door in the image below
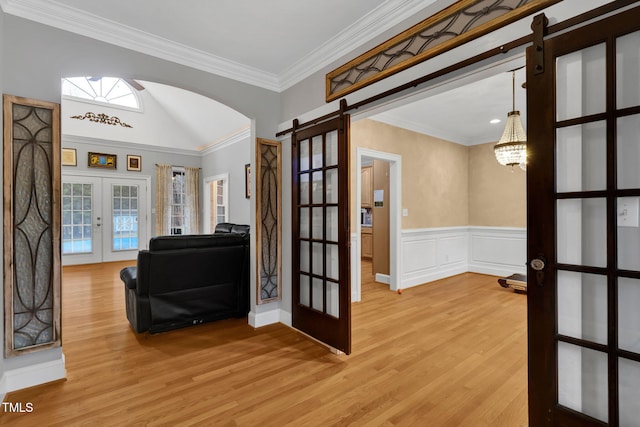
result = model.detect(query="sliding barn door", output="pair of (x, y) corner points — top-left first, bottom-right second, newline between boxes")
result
(527, 6), (640, 426)
(292, 115), (351, 354)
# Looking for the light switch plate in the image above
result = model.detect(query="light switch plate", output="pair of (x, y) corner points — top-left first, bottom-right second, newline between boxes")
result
(618, 197), (639, 227)
(402, 208), (408, 217)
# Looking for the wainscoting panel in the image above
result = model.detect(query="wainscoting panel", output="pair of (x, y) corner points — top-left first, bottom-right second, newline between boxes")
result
(401, 228), (468, 289)
(467, 227), (527, 277)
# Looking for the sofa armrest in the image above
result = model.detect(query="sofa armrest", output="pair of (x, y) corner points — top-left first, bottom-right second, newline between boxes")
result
(120, 267), (137, 290)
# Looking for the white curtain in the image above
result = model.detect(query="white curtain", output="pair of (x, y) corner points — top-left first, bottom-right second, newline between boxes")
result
(155, 164), (173, 236)
(184, 166), (200, 234)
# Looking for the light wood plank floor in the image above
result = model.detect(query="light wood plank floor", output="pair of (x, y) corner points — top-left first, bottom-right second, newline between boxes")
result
(2, 260), (528, 426)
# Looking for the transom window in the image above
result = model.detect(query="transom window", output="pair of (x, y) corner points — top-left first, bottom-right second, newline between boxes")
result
(62, 77), (140, 110)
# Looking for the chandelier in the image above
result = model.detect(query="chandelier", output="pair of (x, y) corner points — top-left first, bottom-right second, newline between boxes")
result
(494, 70), (526, 167)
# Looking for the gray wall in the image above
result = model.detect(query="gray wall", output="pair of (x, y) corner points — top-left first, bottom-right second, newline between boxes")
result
(0, 11), (279, 373)
(201, 138), (251, 226)
(61, 138), (201, 237)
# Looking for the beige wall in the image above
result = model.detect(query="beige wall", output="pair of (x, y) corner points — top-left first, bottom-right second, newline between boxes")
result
(350, 119), (526, 230)
(468, 142), (526, 227)
(351, 119), (469, 229)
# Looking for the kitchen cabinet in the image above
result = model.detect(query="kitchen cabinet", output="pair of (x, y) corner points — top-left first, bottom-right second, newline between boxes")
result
(361, 166), (372, 208)
(361, 227), (373, 259)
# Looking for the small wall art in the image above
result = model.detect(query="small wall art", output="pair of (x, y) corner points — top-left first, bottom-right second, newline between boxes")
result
(127, 154), (141, 171)
(88, 152), (117, 169)
(61, 148), (77, 166)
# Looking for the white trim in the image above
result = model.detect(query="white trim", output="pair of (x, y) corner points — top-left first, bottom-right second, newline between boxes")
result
(375, 274), (390, 284)
(62, 134), (201, 157)
(199, 128), (251, 156)
(248, 309), (292, 328)
(354, 148), (402, 300)
(1, 355), (66, 395)
(0, 0), (432, 92)
(278, 0), (435, 90)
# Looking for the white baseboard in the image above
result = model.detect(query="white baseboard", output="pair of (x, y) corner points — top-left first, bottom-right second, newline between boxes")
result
(375, 273), (390, 284)
(1, 355), (66, 396)
(402, 265), (468, 289)
(249, 309), (291, 328)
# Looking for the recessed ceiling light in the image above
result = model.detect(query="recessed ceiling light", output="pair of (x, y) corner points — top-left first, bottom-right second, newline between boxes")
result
(490, 119), (501, 124)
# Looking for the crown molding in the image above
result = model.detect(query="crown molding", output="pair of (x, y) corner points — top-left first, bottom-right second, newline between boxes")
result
(200, 127), (251, 156)
(1, 0), (435, 92)
(0, 0), (281, 91)
(278, 0), (435, 91)
(62, 134), (201, 157)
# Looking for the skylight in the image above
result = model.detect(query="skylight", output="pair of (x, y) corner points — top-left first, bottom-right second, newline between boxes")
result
(62, 77), (140, 110)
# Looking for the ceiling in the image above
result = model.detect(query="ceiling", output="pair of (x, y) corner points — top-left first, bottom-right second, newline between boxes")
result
(2, 0), (526, 146)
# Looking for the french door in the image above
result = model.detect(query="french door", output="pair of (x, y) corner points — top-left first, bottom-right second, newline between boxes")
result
(292, 115), (351, 354)
(62, 174), (148, 265)
(527, 6), (640, 426)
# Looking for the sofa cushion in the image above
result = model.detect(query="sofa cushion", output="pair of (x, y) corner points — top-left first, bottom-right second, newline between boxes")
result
(148, 233), (245, 251)
(214, 223), (234, 233)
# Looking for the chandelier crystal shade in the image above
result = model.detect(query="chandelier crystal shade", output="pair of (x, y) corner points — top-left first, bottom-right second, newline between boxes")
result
(494, 71), (526, 167)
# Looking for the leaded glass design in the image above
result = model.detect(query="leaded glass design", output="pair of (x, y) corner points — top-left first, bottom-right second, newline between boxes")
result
(4, 96), (61, 355)
(257, 140), (281, 303)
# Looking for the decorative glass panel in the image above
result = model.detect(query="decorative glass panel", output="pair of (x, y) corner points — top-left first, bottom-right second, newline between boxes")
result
(312, 207), (323, 240)
(617, 114), (640, 190)
(299, 275), (310, 307)
(617, 196), (640, 271)
(619, 358), (640, 427)
(326, 244), (339, 281)
(326, 131), (338, 166)
(4, 96), (61, 355)
(617, 30), (640, 110)
(326, 169), (338, 204)
(557, 198), (607, 267)
(327, 281), (339, 318)
(312, 243), (323, 276)
(556, 121), (606, 193)
(300, 173), (309, 204)
(618, 278), (640, 353)
(299, 208), (309, 239)
(327, 207), (338, 242)
(556, 43), (606, 121)
(557, 271), (607, 344)
(312, 278), (323, 312)
(312, 135), (323, 169)
(112, 185), (139, 251)
(312, 172), (323, 203)
(300, 241), (309, 273)
(558, 342), (608, 423)
(299, 139), (310, 172)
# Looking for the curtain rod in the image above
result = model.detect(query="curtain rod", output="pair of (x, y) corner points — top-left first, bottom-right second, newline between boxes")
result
(155, 163), (202, 169)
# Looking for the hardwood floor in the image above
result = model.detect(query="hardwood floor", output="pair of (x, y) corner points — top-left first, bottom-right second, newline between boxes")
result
(2, 260), (528, 426)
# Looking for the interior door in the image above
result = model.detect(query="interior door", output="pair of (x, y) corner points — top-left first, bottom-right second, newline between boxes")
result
(292, 115), (351, 354)
(527, 6), (640, 426)
(62, 175), (148, 265)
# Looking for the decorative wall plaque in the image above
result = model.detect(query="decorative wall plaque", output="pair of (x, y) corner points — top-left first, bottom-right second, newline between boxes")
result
(3, 94), (61, 356)
(256, 139), (281, 304)
(326, 0), (561, 101)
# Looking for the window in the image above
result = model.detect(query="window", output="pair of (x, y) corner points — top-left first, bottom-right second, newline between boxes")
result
(207, 178), (228, 232)
(171, 168), (185, 235)
(62, 77), (140, 110)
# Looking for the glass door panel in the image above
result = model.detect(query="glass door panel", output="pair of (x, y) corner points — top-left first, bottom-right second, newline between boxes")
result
(616, 31), (640, 110)
(619, 358), (640, 426)
(61, 176), (102, 265)
(556, 198), (607, 267)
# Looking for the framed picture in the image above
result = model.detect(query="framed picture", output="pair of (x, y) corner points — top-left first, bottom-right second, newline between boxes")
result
(61, 148), (77, 166)
(88, 152), (117, 169)
(127, 155), (142, 171)
(245, 164), (251, 198)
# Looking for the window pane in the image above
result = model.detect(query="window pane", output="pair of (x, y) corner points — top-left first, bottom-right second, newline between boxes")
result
(312, 172), (323, 204)
(299, 139), (310, 172)
(617, 30), (640, 110)
(558, 342), (608, 423)
(312, 278), (323, 312)
(326, 169), (338, 204)
(617, 114), (640, 190)
(556, 43), (606, 121)
(619, 358), (640, 427)
(557, 199), (606, 267)
(326, 131), (338, 167)
(618, 278), (640, 353)
(617, 196), (640, 271)
(312, 135), (323, 169)
(557, 271), (607, 344)
(327, 281), (339, 318)
(556, 121), (606, 192)
(299, 275), (310, 307)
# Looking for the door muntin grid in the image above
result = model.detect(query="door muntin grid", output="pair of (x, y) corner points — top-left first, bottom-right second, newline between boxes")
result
(297, 130), (340, 319)
(111, 184), (139, 251)
(553, 28), (640, 424)
(62, 182), (93, 254)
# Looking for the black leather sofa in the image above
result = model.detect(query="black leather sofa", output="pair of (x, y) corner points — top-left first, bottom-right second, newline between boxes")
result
(120, 223), (250, 333)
